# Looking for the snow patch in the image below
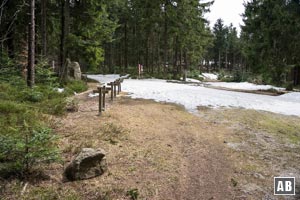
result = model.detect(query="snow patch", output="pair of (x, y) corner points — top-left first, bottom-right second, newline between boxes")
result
(88, 93), (99, 98)
(122, 79), (300, 116)
(278, 92), (300, 103)
(184, 78), (202, 83)
(200, 73), (218, 80)
(206, 82), (285, 91)
(87, 74), (121, 84)
(87, 74), (129, 85)
(56, 88), (65, 93)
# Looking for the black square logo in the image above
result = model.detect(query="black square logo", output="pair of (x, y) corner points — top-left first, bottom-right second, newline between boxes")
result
(274, 177), (295, 195)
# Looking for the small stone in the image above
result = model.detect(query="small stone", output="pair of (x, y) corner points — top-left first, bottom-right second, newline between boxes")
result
(253, 173), (265, 179)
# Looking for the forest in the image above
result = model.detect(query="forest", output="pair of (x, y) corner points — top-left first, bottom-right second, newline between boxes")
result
(1, 0), (299, 86)
(1, 0), (300, 199)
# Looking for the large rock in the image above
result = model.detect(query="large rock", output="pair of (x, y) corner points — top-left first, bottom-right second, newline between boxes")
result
(67, 59), (82, 80)
(64, 148), (107, 181)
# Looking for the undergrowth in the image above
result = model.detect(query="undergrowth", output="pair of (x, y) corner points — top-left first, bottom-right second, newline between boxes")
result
(0, 65), (88, 177)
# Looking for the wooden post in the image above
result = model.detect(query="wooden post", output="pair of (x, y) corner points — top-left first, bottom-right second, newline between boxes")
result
(117, 79), (120, 94)
(98, 86), (102, 115)
(110, 82), (114, 101)
(119, 78), (123, 92)
(102, 86), (106, 111)
(114, 81), (117, 97)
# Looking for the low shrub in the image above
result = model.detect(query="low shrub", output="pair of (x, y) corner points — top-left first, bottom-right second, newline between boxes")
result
(35, 59), (59, 87)
(21, 89), (45, 103)
(285, 82), (294, 91)
(65, 80), (88, 93)
(38, 98), (67, 115)
(126, 189), (139, 200)
(0, 101), (60, 176)
(220, 76), (234, 82)
(188, 69), (202, 79)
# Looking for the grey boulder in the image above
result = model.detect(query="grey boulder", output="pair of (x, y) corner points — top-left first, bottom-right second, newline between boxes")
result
(64, 148), (107, 181)
(67, 59), (82, 80)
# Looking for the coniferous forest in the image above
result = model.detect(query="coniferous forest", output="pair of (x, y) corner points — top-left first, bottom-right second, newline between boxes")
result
(1, 0), (299, 85)
(1, 1), (300, 199)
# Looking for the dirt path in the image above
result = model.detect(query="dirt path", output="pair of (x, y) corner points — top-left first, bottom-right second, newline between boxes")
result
(51, 85), (238, 199)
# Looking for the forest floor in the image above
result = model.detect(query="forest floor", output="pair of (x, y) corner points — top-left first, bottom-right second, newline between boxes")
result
(1, 83), (300, 200)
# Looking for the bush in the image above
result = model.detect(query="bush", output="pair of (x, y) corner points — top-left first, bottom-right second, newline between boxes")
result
(0, 101), (60, 176)
(0, 126), (60, 176)
(247, 75), (263, 85)
(35, 59), (59, 87)
(65, 80), (88, 93)
(21, 89), (45, 103)
(65, 98), (79, 112)
(188, 69), (201, 79)
(217, 70), (226, 80)
(198, 76), (204, 81)
(38, 98), (67, 115)
(285, 82), (294, 91)
(220, 76), (234, 82)
(230, 68), (252, 82)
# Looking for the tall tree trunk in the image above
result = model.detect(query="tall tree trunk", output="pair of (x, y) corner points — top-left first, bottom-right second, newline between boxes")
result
(108, 42), (113, 73)
(59, 0), (65, 78)
(173, 36), (179, 74)
(133, 21), (137, 66)
(164, 1), (168, 74)
(118, 42), (122, 71)
(183, 50), (187, 81)
(27, 0), (35, 87)
(41, 0), (47, 56)
(225, 49), (228, 69)
(151, 36), (154, 74)
(145, 34), (149, 72)
(124, 21), (128, 70)
(60, 0), (69, 81)
(157, 34), (161, 74)
(7, 31), (14, 59)
(218, 49), (221, 71)
(294, 66), (300, 86)
(179, 48), (182, 74)
(232, 53), (236, 72)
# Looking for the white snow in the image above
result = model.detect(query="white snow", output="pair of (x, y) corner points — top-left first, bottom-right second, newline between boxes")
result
(206, 82), (285, 91)
(121, 79), (300, 116)
(88, 93), (99, 98)
(56, 88), (65, 93)
(279, 92), (300, 103)
(201, 73), (218, 80)
(185, 78), (202, 83)
(87, 74), (121, 84)
(87, 74), (129, 84)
